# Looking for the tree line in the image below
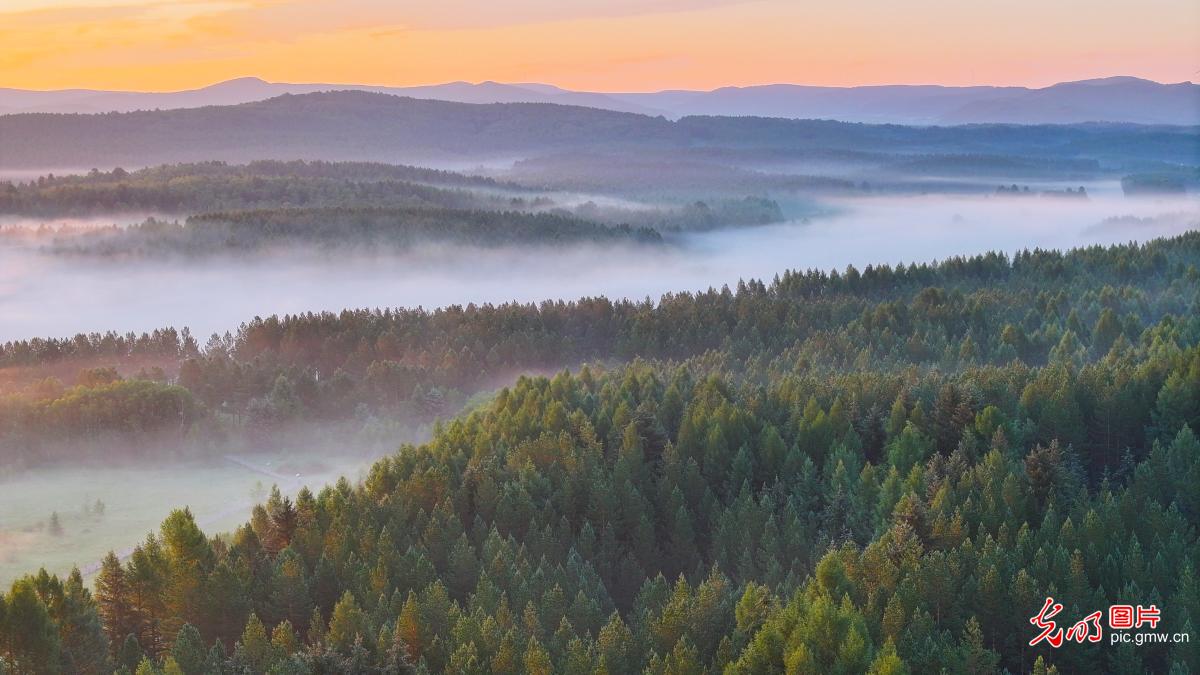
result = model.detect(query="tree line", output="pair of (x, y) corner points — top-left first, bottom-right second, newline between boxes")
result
(0, 162), (511, 217)
(2, 350), (1196, 672)
(40, 207), (662, 258)
(1, 233), (1196, 470)
(0, 232), (1197, 671)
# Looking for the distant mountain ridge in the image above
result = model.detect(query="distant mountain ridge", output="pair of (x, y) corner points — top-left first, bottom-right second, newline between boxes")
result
(2, 90), (1195, 171)
(2, 75), (1197, 125)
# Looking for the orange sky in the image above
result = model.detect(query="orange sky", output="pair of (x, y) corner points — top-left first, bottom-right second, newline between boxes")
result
(2, 0), (1198, 91)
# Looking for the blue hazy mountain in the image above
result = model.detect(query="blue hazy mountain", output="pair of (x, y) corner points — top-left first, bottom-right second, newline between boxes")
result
(2, 75), (1196, 125)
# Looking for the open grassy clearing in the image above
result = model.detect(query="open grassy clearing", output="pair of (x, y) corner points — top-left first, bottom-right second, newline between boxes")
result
(0, 451), (377, 586)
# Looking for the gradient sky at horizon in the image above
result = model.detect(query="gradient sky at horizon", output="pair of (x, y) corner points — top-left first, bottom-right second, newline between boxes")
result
(2, 0), (1198, 91)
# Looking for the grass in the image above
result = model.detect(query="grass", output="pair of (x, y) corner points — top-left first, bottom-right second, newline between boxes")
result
(0, 451), (377, 587)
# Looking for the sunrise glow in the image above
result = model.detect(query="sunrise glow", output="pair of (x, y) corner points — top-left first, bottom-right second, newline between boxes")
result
(3, 0), (1198, 91)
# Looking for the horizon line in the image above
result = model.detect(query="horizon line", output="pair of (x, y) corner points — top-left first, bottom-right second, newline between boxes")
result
(4, 73), (1193, 96)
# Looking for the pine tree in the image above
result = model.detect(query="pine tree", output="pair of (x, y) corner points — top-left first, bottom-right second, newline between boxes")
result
(267, 548), (311, 629)
(306, 606), (326, 649)
(160, 656), (184, 675)
(396, 592), (424, 662)
(236, 613), (273, 672)
(117, 633), (144, 673)
(327, 591), (368, 654)
(96, 552), (137, 654)
(59, 568), (110, 674)
(596, 613), (634, 674)
(0, 578), (62, 672)
(958, 617), (998, 674)
(734, 582), (773, 637)
(270, 620), (300, 657)
(159, 509), (213, 643)
(1092, 308), (1122, 355)
(265, 488), (298, 555)
(523, 635), (553, 675)
(170, 624), (205, 675)
(490, 631), (519, 675)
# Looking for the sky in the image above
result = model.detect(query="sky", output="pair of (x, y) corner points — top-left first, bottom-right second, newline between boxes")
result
(2, 0), (1198, 92)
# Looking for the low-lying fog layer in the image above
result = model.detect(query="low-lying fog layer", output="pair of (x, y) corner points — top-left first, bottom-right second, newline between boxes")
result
(0, 449), (380, 587)
(0, 191), (1196, 342)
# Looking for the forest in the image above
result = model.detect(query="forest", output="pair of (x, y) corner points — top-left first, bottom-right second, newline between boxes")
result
(34, 208), (661, 258)
(0, 162), (503, 216)
(1, 231), (1197, 672)
(3, 0), (1199, 668)
(0, 162), (794, 257)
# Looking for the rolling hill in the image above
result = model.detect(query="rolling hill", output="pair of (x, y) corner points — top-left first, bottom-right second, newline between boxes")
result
(3, 76), (1196, 125)
(1, 90), (1196, 172)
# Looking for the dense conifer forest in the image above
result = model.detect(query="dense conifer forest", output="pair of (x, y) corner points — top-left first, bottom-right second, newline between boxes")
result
(1, 79), (1197, 675)
(1, 232), (1197, 672)
(2, 2), (1198, 671)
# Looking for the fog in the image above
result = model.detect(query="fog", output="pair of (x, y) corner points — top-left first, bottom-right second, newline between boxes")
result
(1, 180), (1196, 591)
(0, 440), (386, 587)
(0, 190), (1195, 343)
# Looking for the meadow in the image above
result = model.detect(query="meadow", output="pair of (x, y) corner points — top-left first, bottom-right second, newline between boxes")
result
(0, 451), (377, 587)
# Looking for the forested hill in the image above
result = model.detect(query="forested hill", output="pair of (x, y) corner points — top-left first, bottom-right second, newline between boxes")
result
(0, 93), (674, 169)
(1, 233), (1197, 469)
(0, 161), (513, 216)
(1, 233), (1198, 672)
(42, 207), (663, 258)
(1, 91), (1196, 169)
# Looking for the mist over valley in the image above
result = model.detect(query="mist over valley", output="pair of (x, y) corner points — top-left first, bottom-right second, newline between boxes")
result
(0, 187), (1194, 342)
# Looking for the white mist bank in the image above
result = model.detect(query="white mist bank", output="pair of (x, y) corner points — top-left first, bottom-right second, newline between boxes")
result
(0, 450), (380, 587)
(0, 192), (1195, 343)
